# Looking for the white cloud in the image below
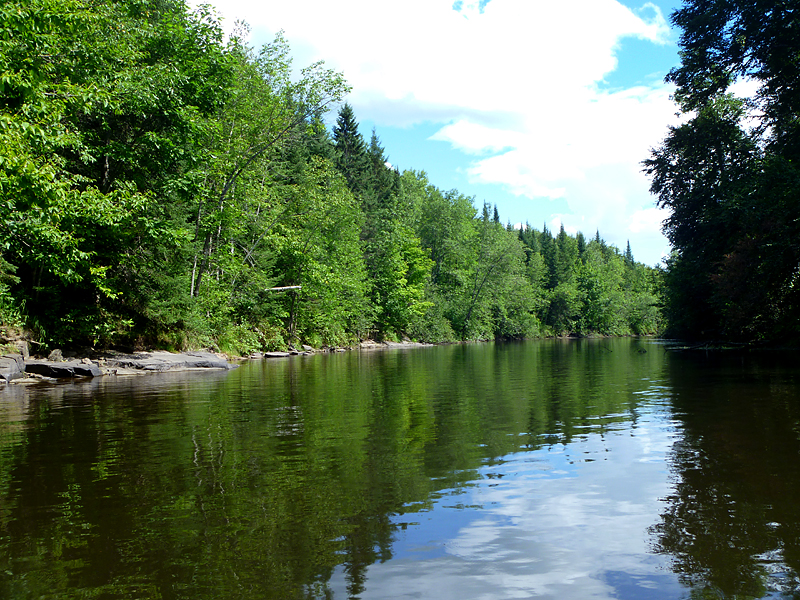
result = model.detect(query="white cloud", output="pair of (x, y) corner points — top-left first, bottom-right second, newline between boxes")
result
(629, 207), (665, 235)
(191, 0), (679, 264)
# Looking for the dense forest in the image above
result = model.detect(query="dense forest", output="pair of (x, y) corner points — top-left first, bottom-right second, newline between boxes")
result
(0, 0), (663, 354)
(645, 0), (800, 343)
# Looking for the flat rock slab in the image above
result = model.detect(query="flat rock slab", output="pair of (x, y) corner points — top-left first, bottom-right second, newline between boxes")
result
(105, 351), (236, 372)
(25, 360), (103, 378)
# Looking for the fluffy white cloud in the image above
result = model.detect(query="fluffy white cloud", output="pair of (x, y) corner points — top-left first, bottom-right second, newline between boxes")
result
(192, 0), (679, 264)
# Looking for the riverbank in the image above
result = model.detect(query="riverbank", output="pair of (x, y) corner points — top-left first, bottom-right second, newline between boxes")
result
(0, 349), (237, 384)
(0, 338), (439, 385)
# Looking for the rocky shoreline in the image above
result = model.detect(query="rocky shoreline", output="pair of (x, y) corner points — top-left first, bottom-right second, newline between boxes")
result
(0, 349), (238, 385)
(0, 338), (431, 385)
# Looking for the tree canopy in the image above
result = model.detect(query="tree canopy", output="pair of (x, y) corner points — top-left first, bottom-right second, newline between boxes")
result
(645, 0), (800, 342)
(0, 0), (663, 352)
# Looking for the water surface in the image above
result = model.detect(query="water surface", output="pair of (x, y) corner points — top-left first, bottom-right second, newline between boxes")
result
(1, 338), (799, 599)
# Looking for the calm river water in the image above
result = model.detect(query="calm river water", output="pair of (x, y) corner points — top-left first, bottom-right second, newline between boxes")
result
(1, 338), (800, 599)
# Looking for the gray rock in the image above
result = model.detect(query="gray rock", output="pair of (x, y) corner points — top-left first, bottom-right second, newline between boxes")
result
(302, 345), (314, 352)
(0, 355), (24, 381)
(104, 351), (236, 371)
(184, 351), (233, 369)
(48, 349), (64, 362)
(3, 354), (24, 370)
(14, 341), (29, 359)
(25, 360), (102, 378)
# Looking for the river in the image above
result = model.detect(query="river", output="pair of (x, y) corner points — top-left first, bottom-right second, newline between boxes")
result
(1, 338), (799, 599)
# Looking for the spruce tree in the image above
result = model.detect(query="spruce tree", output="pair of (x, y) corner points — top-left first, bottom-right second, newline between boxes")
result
(366, 129), (396, 211)
(332, 103), (368, 194)
(576, 232), (586, 261)
(624, 241), (634, 265)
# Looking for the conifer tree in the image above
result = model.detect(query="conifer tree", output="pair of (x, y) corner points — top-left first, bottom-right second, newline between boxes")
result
(624, 241), (634, 265)
(576, 232), (586, 262)
(332, 103), (368, 194)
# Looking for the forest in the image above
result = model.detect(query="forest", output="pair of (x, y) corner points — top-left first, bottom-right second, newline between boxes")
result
(2, 0), (664, 354)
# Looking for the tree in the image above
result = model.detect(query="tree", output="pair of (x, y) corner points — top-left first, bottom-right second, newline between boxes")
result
(458, 212), (532, 339)
(189, 29), (348, 302)
(268, 157), (370, 346)
(624, 241), (634, 266)
(332, 103), (368, 194)
(668, 0), (800, 140)
(645, 0), (800, 341)
(0, 0), (235, 345)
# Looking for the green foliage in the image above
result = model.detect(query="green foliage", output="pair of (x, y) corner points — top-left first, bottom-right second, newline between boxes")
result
(0, 0), (661, 349)
(269, 156), (371, 346)
(216, 322), (261, 356)
(332, 102), (370, 202)
(646, 0), (800, 341)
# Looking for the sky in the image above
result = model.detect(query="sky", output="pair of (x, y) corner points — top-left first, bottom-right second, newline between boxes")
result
(191, 0), (686, 266)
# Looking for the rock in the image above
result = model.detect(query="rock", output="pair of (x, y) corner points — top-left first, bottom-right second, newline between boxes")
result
(264, 351), (291, 358)
(184, 351), (235, 369)
(14, 341), (29, 360)
(3, 354), (24, 370)
(0, 355), (24, 382)
(103, 350), (236, 371)
(48, 349), (64, 362)
(302, 345), (314, 352)
(18, 350), (237, 379)
(25, 360), (103, 378)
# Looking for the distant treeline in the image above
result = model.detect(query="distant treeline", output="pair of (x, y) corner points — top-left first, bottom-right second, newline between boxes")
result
(0, 0), (661, 353)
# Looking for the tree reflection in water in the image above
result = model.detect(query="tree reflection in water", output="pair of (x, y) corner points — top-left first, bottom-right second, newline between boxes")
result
(651, 350), (800, 598)
(4, 342), (800, 599)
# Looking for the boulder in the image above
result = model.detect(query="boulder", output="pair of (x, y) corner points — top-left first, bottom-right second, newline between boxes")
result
(14, 341), (29, 360)
(0, 355), (24, 382)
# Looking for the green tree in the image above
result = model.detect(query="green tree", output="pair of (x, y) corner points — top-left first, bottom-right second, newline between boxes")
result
(332, 103), (368, 194)
(189, 29), (348, 303)
(268, 157), (370, 347)
(646, 0), (800, 341)
(0, 0), (234, 345)
(457, 205), (533, 339)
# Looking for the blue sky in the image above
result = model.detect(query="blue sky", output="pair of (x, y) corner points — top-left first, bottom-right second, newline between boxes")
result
(192, 0), (686, 266)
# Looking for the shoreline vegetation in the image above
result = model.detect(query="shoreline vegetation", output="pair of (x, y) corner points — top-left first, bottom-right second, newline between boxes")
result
(0, 0), (663, 359)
